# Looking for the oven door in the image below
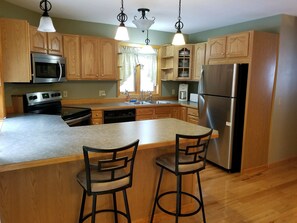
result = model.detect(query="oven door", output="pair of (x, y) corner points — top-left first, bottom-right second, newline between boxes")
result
(61, 107), (92, 127)
(64, 113), (91, 127)
(31, 53), (66, 83)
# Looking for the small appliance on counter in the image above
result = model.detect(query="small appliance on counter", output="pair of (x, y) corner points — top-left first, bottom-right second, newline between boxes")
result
(178, 84), (188, 101)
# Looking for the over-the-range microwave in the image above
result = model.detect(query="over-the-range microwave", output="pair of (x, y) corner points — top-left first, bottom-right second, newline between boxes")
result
(31, 53), (66, 83)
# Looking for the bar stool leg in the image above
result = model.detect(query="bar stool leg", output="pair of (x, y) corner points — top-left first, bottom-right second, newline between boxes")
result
(91, 195), (97, 223)
(123, 189), (131, 223)
(150, 168), (164, 223)
(197, 172), (206, 223)
(79, 190), (86, 223)
(113, 192), (119, 223)
(176, 174), (182, 223)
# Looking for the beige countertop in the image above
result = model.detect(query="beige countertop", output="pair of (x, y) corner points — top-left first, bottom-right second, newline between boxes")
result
(0, 114), (215, 172)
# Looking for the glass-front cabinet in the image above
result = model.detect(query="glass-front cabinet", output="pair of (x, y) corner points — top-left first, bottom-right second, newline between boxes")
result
(176, 46), (192, 79)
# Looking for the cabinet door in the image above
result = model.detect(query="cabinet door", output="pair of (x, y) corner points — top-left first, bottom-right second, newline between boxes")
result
(207, 37), (226, 59)
(47, 32), (63, 55)
(192, 43), (206, 80)
(99, 38), (117, 80)
(226, 32), (250, 58)
(0, 31), (5, 119)
(30, 26), (47, 53)
(179, 107), (187, 121)
(1, 19), (31, 82)
(175, 45), (192, 80)
(81, 36), (99, 79)
(63, 35), (81, 80)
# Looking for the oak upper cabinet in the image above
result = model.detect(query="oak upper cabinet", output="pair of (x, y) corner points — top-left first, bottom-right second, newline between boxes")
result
(192, 42), (206, 81)
(226, 32), (250, 58)
(174, 45), (193, 80)
(81, 36), (117, 80)
(63, 34), (81, 80)
(0, 19), (31, 82)
(30, 26), (63, 55)
(206, 31), (251, 64)
(100, 38), (117, 80)
(160, 45), (175, 80)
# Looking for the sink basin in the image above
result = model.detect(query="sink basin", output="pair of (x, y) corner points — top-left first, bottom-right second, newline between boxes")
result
(125, 100), (175, 105)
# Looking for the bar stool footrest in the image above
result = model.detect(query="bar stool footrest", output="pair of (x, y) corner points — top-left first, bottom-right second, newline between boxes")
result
(80, 209), (129, 222)
(157, 191), (202, 217)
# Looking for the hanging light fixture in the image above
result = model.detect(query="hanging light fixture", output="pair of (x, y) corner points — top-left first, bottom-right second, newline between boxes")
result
(172, 0), (185, 45)
(140, 30), (155, 54)
(132, 8), (155, 32)
(115, 0), (129, 41)
(37, 0), (56, 32)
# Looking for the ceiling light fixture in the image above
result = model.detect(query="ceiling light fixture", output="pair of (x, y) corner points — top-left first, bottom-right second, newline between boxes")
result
(132, 8), (155, 32)
(37, 0), (56, 32)
(172, 0), (185, 45)
(115, 0), (129, 41)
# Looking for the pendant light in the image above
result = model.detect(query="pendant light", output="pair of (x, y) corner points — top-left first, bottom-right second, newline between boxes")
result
(115, 0), (129, 41)
(172, 0), (185, 45)
(140, 30), (155, 54)
(37, 0), (56, 32)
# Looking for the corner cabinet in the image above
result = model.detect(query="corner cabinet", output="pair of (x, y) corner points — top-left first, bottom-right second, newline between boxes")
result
(63, 34), (81, 80)
(30, 26), (63, 56)
(81, 36), (117, 80)
(0, 18), (31, 83)
(160, 45), (175, 80)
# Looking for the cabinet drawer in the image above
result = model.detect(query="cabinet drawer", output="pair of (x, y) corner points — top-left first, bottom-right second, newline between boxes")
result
(136, 108), (154, 115)
(91, 118), (102, 125)
(187, 108), (198, 117)
(155, 107), (172, 114)
(92, 110), (102, 118)
(187, 115), (199, 124)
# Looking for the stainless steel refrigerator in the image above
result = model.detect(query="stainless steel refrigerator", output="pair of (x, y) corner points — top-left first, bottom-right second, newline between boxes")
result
(198, 64), (248, 172)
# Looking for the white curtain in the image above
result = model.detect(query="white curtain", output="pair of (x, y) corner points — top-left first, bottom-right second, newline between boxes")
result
(119, 46), (139, 83)
(138, 49), (158, 86)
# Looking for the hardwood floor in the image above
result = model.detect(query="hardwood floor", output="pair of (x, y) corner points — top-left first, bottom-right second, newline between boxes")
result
(153, 159), (297, 223)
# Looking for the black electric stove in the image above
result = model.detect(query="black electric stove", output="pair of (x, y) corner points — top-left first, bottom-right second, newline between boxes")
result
(23, 91), (91, 126)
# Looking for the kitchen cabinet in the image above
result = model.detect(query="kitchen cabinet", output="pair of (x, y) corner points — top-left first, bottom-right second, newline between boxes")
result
(192, 42), (206, 81)
(63, 34), (81, 80)
(81, 36), (117, 80)
(0, 31), (5, 119)
(160, 45), (175, 80)
(179, 106), (187, 121)
(175, 45), (193, 80)
(187, 107), (199, 124)
(206, 31), (251, 64)
(30, 26), (63, 55)
(0, 18), (31, 83)
(136, 106), (179, 121)
(91, 110), (103, 125)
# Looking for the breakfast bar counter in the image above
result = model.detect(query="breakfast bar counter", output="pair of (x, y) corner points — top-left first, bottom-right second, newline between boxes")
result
(0, 115), (216, 223)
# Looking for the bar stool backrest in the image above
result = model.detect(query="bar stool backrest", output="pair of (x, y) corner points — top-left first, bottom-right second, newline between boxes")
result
(175, 129), (213, 174)
(82, 139), (139, 194)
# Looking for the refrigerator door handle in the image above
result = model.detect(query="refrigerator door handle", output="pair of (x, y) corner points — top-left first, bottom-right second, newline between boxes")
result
(198, 94), (204, 117)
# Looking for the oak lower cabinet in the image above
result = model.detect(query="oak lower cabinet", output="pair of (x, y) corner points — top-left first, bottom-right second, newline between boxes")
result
(0, 18), (31, 82)
(81, 36), (117, 80)
(30, 26), (63, 55)
(136, 106), (179, 121)
(63, 34), (81, 80)
(187, 107), (199, 124)
(91, 110), (103, 125)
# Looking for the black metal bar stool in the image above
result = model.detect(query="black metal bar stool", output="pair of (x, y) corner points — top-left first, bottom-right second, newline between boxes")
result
(150, 129), (213, 223)
(77, 139), (139, 223)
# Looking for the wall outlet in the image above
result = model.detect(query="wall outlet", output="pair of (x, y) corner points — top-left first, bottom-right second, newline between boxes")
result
(172, 89), (176, 95)
(63, 90), (68, 98)
(99, 90), (106, 96)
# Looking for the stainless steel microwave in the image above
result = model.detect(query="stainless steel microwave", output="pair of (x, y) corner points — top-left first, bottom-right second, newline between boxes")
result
(31, 53), (66, 83)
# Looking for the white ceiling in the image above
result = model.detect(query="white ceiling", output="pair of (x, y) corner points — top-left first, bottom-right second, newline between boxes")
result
(5, 0), (297, 34)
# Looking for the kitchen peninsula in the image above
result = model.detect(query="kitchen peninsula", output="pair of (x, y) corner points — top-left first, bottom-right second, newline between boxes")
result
(0, 115), (217, 223)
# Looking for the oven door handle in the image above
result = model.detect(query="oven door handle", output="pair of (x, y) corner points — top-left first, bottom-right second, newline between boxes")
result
(64, 113), (91, 126)
(58, 61), (62, 81)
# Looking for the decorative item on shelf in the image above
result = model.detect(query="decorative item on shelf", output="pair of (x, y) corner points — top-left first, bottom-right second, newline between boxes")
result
(132, 8), (155, 32)
(37, 0), (56, 32)
(115, 0), (129, 41)
(139, 30), (155, 54)
(172, 0), (185, 45)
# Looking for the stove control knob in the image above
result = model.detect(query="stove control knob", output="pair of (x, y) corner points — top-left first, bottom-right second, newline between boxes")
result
(29, 95), (37, 100)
